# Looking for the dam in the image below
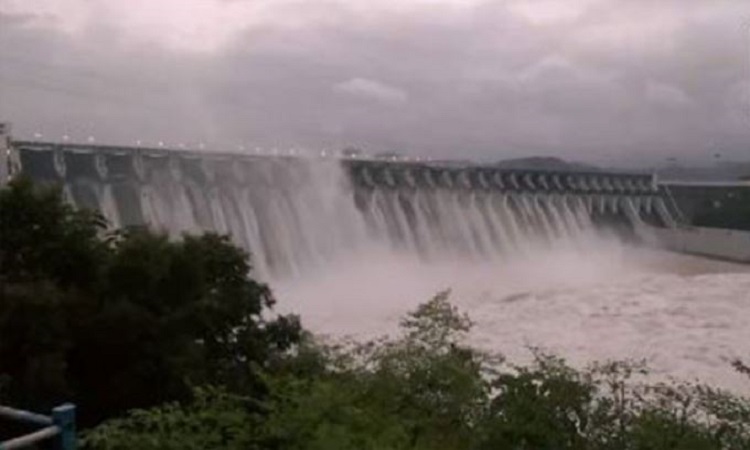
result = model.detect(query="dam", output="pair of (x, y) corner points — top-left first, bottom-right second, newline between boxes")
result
(3, 132), (750, 393)
(4, 138), (680, 279)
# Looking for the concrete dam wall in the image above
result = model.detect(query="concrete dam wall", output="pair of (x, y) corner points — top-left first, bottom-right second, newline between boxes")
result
(7, 140), (680, 278)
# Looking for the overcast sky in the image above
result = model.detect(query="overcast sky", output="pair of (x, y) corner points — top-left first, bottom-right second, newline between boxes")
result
(1, 0), (749, 166)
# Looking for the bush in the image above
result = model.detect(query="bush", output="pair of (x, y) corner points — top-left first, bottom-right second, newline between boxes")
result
(85, 293), (750, 450)
(260, 290), (493, 450)
(83, 387), (262, 450)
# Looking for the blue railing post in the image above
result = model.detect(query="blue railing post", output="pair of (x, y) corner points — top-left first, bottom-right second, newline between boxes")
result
(52, 404), (76, 450)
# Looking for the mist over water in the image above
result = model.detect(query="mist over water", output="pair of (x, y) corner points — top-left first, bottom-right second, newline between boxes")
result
(259, 161), (750, 394)
(123, 155), (641, 280)
(275, 244), (750, 394)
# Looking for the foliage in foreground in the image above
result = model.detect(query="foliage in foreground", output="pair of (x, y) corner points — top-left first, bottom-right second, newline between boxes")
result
(85, 293), (750, 450)
(0, 179), (301, 425)
(2, 178), (749, 449)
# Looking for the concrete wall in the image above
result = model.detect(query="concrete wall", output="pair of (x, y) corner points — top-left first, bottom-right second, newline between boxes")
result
(663, 182), (750, 222)
(649, 225), (750, 263)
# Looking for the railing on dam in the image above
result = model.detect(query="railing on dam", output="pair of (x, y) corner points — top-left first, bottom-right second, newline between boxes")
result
(4, 139), (659, 195)
(0, 404), (76, 450)
(3, 139), (669, 224)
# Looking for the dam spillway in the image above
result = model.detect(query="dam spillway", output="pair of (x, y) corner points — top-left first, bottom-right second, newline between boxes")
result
(7, 139), (750, 396)
(6, 140), (677, 279)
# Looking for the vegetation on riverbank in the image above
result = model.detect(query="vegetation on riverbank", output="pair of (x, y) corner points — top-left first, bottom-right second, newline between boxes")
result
(1, 179), (749, 449)
(0, 179), (301, 426)
(86, 294), (750, 450)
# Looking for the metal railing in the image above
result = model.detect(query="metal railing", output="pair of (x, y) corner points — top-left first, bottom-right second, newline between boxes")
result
(0, 404), (76, 450)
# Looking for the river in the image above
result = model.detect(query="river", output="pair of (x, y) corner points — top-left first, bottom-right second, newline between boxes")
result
(275, 245), (750, 394)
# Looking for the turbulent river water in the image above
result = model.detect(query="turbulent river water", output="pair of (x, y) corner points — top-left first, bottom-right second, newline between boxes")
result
(275, 244), (750, 394)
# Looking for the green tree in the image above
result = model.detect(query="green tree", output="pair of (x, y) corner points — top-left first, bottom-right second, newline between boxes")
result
(478, 353), (595, 450)
(259, 290), (493, 450)
(82, 387), (262, 450)
(0, 179), (301, 425)
(0, 178), (108, 288)
(1, 179), (107, 409)
(478, 355), (750, 450)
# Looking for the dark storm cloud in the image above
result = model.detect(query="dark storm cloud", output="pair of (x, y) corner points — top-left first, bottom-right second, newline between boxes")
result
(0, 0), (748, 165)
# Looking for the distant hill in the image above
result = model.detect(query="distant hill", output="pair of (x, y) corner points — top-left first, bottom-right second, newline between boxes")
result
(493, 157), (600, 172)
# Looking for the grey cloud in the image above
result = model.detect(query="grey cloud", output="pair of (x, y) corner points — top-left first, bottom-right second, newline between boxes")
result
(1, 0), (749, 166)
(645, 82), (693, 109)
(333, 78), (408, 105)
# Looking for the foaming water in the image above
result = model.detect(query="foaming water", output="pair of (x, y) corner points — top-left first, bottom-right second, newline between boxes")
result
(275, 246), (750, 394)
